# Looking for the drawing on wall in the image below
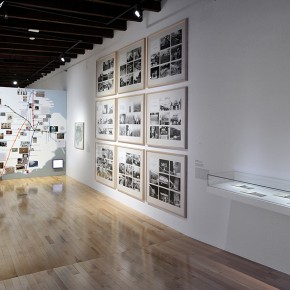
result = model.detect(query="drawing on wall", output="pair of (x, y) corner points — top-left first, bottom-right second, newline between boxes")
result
(96, 52), (116, 97)
(95, 98), (115, 141)
(146, 151), (187, 217)
(74, 122), (84, 150)
(146, 87), (187, 148)
(147, 19), (187, 87)
(0, 88), (66, 177)
(95, 142), (115, 188)
(117, 146), (144, 201)
(117, 39), (145, 94)
(117, 94), (144, 144)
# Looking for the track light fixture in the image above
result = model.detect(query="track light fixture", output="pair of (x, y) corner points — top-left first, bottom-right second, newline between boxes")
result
(60, 56), (65, 62)
(0, 1), (4, 9)
(134, 4), (142, 19)
(13, 81), (17, 85)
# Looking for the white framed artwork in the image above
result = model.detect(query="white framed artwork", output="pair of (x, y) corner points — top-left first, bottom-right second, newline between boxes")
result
(117, 146), (144, 201)
(117, 94), (144, 145)
(146, 87), (187, 149)
(147, 19), (187, 87)
(96, 98), (116, 141)
(117, 39), (145, 94)
(96, 52), (116, 97)
(146, 151), (187, 217)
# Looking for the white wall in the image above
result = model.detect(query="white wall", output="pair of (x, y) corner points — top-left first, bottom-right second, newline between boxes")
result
(30, 0), (290, 274)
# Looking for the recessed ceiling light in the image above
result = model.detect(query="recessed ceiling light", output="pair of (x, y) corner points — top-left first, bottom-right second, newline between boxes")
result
(29, 37), (35, 41)
(28, 29), (39, 33)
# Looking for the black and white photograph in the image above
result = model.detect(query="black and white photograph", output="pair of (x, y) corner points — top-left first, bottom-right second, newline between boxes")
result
(117, 146), (144, 200)
(147, 19), (187, 87)
(146, 151), (186, 217)
(146, 88), (187, 148)
(96, 53), (116, 97)
(118, 94), (144, 144)
(95, 142), (115, 188)
(96, 98), (115, 141)
(118, 39), (145, 93)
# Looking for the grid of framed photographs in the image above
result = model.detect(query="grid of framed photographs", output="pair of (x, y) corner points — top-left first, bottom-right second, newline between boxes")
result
(146, 151), (186, 217)
(96, 53), (116, 98)
(117, 146), (144, 201)
(96, 98), (116, 141)
(117, 39), (145, 94)
(117, 94), (144, 144)
(94, 19), (188, 217)
(147, 19), (187, 88)
(146, 87), (187, 149)
(95, 142), (115, 188)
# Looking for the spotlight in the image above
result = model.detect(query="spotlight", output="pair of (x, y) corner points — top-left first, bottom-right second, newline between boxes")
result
(134, 5), (142, 19)
(13, 81), (17, 85)
(0, 1), (4, 9)
(4, 12), (8, 19)
(61, 57), (65, 62)
(29, 37), (35, 41)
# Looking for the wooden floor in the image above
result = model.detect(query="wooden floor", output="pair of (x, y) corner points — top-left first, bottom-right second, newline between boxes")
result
(0, 176), (289, 290)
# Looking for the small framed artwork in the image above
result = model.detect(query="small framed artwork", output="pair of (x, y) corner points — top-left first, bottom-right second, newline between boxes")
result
(74, 122), (84, 150)
(117, 38), (145, 94)
(117, 146), (144, 201)
(146, 151), (187, 217)
(96, 98), (116, 141)
(95, 142), (116, 188)
(117, 94), (144, 144)
(96, 52), (116, 97)
(147, 19), (187, 87)
(146, 87), (187, 149)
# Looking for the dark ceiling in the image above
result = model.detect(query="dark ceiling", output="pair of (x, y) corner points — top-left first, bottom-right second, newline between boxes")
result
(0, 0), (162, 88)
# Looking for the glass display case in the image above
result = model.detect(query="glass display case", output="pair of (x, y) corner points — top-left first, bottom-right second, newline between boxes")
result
(207, 171), (290, 215)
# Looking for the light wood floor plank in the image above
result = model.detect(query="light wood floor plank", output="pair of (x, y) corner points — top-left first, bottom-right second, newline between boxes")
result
(0, 175), (288, 289)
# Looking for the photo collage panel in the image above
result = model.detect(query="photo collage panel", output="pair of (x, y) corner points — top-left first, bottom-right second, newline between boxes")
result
(120, 47), (142, 88)
(117, 147), (143, 200)
(97, 55), (115, 96)
(148, 156), (182, 208)
(150, 28), (183, 80)
(147, 88), (186, 148)
(118, 95), (143, 144)
(96, 144), (115, 187)
(96, 99), (115, 140)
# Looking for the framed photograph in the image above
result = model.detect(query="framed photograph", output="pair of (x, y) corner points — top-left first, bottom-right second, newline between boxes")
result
(117, 38), (145, 94)
(117, 146), (144, 201)
(74, 122), (84, 150)
(96, 52), (116, 97)
(147, 19), (187, 87)
(146, 87), (187, 148)
(146, 151), (187, 217)
(117, 94), (144, 144)
(95, 142), (116, 188)
(96, 98), (116, 141)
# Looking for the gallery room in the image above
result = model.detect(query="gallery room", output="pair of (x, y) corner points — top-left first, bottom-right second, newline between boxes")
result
(0, 0), (290, 288)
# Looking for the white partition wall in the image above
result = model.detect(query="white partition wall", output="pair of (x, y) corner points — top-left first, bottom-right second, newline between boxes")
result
(30, 0), (290, 274)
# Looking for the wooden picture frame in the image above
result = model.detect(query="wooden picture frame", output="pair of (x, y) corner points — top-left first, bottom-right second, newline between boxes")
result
(146, 87), (187, 149)
(96, 52), (116, 98)
(147, 19), (188, 88)
(117, 39), (145, 94)
(117, 146), (144, 201)
(117, 94), (144, 144)
(146, 151), (187, 217)
(96, 98), (116, 141)
(74, 122), (84, 150)
(95, 141), (116, 188)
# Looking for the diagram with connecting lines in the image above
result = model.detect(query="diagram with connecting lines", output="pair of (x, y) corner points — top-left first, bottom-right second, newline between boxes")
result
(0, 88), (66, 178)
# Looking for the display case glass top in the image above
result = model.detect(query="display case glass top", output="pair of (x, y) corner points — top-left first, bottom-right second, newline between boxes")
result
(207, 172), (290, 214)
